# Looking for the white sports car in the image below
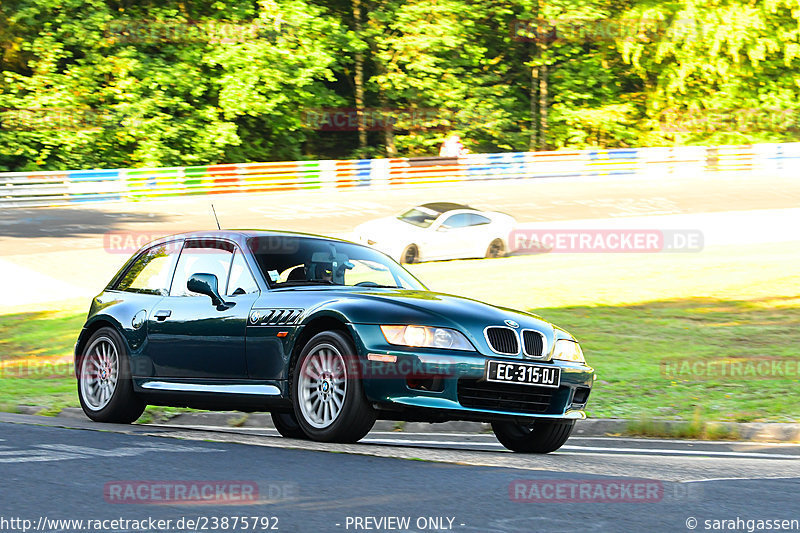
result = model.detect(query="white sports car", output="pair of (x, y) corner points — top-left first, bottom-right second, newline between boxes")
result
(353, 202), (517, 263)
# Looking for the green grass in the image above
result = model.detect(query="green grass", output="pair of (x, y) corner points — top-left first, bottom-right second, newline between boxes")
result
(538, 296), (800, 423)
(625, 415), (741, 440)
(1, 296), (798, 424)
(0, 309), (84, 412)
(0, 310), (85, 360)
(407, 241), (800, 309)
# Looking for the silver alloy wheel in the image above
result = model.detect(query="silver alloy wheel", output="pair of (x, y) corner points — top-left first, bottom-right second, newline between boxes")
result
(79, 336), (119, 411)
(297, 343), (347, 429)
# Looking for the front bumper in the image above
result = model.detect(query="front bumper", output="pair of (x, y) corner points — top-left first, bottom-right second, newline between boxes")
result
(349, 324), (595, 422)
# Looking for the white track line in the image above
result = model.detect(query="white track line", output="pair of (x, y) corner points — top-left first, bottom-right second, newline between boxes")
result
(682, 476), (800, 483)
(362, 439), (800, 459)
(146, 425), (800, 454)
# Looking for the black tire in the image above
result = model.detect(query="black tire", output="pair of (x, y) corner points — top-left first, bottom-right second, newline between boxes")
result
(76, 327), (146, 424)
(270, 411), (308, 439)
(401, 244), (419, 264)
(291, 331), (376, 443)
(492, 419), (575, 453)
(486, 238), (506, 258)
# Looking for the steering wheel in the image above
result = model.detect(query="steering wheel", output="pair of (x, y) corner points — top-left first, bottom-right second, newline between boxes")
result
(354, 281), (379, 287)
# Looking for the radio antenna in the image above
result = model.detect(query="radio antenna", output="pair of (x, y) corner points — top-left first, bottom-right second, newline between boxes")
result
(211, 203), (222, 230)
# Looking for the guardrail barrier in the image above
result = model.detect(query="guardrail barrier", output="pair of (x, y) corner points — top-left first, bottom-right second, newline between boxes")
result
(2, 143), (799, 207)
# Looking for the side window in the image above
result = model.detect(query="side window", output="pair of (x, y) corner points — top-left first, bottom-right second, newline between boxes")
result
(170, 240), (234, 297)
(441, 213), (471, 229)
(116, 242), (181, 296)
(226, 249), (259, 296)
(469, 214), (491, 226)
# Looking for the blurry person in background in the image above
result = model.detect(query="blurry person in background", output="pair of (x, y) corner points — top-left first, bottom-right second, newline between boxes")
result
(439, 134), (470, 157)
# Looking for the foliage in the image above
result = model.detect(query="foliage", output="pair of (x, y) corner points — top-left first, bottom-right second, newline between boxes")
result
(1, 0), (800, 170)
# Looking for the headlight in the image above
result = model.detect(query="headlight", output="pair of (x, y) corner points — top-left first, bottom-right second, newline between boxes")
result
(552, 339), (585, 363)
(380, 325), (474, 351)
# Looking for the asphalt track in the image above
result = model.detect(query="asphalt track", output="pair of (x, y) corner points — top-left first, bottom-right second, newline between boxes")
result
(1, 171), (799, 311)
(0, 413), (798, 533)
(1, 172), (799, 532)
(2, 171), (800, 254)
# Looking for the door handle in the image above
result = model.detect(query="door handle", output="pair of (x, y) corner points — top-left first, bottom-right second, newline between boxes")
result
(154, 310), (172, 321)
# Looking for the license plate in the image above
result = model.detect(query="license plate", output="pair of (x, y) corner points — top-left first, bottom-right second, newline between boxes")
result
(485, 360), (561, 388)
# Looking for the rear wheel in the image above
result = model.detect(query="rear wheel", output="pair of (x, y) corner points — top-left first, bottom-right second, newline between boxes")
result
(485, 238), (506, 258)
(291, 331), (376, 443)
(270, 411), (308, 439)
(77, 327), (145, 424)
(401, 244), (419, 264)
(492, 419), (575, 453)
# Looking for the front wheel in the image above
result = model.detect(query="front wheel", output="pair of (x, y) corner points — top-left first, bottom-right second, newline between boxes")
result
(291, 331), (376, 443)
(401, 244), (419, 264)
(270, 411), (308, 439)
(492, 419), (575, 453)
(77, 327), (145, 424)
(485, 238), (506, 258)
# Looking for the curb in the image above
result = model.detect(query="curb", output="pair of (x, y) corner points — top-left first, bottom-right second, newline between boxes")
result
(21, 406), (800, 443)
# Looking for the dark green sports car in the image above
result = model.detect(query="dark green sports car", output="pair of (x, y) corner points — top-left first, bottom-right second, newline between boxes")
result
(75, 230), (594, 453)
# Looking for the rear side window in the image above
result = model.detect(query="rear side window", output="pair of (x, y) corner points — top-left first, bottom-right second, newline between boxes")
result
(470, 214), (491, 226)
(116, 242), (181, 296)
(441, 213), (472, 228)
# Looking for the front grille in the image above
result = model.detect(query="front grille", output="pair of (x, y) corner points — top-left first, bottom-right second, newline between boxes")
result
(485, 327), (519, 355)
(522, 330), (544, 357)
(457, 379), (555, 414)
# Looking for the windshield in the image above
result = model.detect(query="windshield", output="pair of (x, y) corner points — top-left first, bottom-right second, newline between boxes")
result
(248, 236), (426, 290)
(397, 207), (440, 228)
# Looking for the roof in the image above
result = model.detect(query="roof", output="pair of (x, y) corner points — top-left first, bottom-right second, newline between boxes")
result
(144, 229), (351, 248)
(418, 202), (473, 214)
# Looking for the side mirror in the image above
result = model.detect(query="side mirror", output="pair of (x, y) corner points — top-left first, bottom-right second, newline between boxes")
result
(187, 273), (232, 310)
(437, 225), (450, 232)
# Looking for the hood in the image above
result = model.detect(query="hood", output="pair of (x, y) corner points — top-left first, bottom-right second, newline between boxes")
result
(325, 287), (558, 356)
(350, 289), (549, 327)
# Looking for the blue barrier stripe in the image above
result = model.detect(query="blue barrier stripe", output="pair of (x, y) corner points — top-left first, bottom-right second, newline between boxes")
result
(608, 150), (638, 159)
(1, 143), (798, 205)
(69, 170), (121, 181)
(69, 193), (123, 202)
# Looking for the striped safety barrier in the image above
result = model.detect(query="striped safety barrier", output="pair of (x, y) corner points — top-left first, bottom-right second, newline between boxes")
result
(2, 142), (799, 207)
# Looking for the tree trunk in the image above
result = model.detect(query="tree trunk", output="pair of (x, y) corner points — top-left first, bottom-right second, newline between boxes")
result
(530, 62), (539, 151)
(383, 123), (396, 156)
(538, 63), (548, 151)
(353, 0), (367, 152)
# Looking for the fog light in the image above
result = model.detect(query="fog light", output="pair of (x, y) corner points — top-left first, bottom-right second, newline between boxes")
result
(406, 374), (445, 392)
(572, 387), (591, 405)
